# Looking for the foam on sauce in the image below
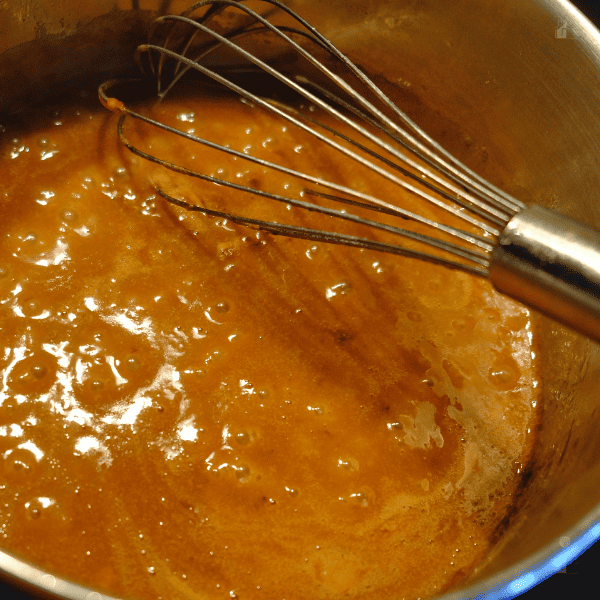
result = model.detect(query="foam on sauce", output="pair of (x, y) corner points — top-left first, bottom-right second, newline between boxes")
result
(0, 89), (539, 600)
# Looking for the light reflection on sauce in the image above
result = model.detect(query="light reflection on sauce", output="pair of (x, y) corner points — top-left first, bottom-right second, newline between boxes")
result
(0, 90), (540, 600)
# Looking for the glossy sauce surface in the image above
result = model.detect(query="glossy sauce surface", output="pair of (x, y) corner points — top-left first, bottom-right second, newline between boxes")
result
(0, 90), (538, 600)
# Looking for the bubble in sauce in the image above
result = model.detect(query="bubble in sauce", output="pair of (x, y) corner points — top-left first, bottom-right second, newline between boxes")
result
(305, 245), (319, 259)
(488, 365), (520, 390)
(488, 354), (521, 391)
(348, 487), (375, 508)
(235, 465), (251, 481)
(10, 353), (56, 394)
(235, 431), (251, 445)
(8, 138), (29, 160)
(325, 282), (352, 300)
(371, 260), (384, 274)
(215, 301), (230, 313)
(90, 380), (105, 392)
(31, 363), (48, 379)
(214, 166), (230, 180)
(20, 298), (44, 318)
(125, 355), (141, 372)
(177, 111), (195, 123)
(337, 457), (359, 472)
(113, 166), (128, 179)
(452, 316), (476, 333)
(261, 136), (278, 149)
(4, 446), (41, 481)
(61, 208), (77, 222)
(484, 308), (501, 323)
(206, 349), (224, 363)
(81, 176), (96, 189)
(24, 496), (57, 521)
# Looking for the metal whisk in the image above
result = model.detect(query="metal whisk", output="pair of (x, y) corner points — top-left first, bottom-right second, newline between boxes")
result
(99, 0), (600, 340)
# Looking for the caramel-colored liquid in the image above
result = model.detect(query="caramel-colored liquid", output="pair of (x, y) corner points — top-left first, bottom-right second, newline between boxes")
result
(0, 90), (538, 600)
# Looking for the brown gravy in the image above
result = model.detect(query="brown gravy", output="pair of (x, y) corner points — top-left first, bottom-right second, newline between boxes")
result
(0, 89), (538, 599)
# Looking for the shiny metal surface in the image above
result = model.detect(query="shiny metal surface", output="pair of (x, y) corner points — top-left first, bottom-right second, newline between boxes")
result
(2, 0), (600, 599)
(490, 205), (600, 340)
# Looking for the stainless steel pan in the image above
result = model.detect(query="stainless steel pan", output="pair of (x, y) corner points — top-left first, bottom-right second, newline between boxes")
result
(1, 1), (600, 598)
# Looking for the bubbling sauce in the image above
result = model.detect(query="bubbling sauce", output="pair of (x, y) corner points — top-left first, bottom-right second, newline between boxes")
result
(0, 89), (538, 600)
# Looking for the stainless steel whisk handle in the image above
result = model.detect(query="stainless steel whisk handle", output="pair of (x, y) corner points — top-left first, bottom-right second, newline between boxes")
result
(490, 205), (600, 340)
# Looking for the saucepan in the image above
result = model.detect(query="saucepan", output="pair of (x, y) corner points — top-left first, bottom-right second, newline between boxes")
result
(1, 0), (600, 598)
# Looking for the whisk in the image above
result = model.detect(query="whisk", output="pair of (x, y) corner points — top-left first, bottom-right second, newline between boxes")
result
(99, 0), (600, 340)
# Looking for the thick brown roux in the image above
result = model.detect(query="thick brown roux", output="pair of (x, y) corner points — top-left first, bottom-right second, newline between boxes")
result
(0, 89), (538, 600)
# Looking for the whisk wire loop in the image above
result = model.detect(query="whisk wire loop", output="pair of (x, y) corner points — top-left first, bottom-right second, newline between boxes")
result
(147, 4), (518, 230)
(100, 0), (600, 341)
(138, 38), (503, 245)
(269, 93), (509, 228)
(250, 0), (526, 215)
(104, 103), (493, 270)
(102, 0), (515, 273)
(159, 187), (490, 275)
(184, 0), (525, 216)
